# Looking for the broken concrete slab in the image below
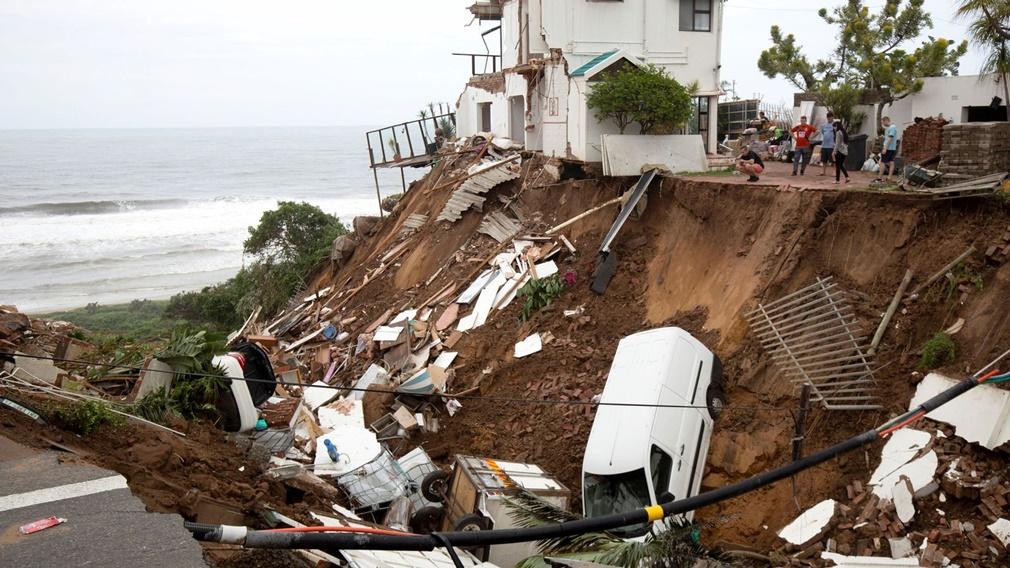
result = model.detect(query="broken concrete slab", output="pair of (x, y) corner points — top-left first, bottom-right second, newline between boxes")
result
(514, 334), (543, 359)
(350, 364), (389, 401)
(432, 351), (458, 369)
(887, 537), (914, 559)
(778, 499), (837, 546)
(318, 399), (365, 431)
(303, 381), (340, 411)
(869, 429), (937, 499)
(910, 372), (1010, 450)
(988, 518), (1010, 546)
(312, 426), (382, 477)
(11, 353), (62, 384)
(892, 476), (916, 524)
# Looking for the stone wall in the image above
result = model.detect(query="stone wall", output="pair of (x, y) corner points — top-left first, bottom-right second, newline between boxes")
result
(939, 122), (1010, 177)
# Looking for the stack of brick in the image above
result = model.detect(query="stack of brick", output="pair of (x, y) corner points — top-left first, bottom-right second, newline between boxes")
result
(902, 117), (949, 164)
(939, 122), (1010, 177)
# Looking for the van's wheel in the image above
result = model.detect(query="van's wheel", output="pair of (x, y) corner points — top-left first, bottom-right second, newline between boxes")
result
(706, 386), (725, 420)
(420, 469), (451, 503)
(409, 505), (444, 534)
(454, 514), (492, 561)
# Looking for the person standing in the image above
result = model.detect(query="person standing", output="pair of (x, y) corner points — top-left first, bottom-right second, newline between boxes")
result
(879, 116), (900, 182)
(832, 121), (850, 185)
(791, 116), (817, 176)
(736, 144), (765, 182)
(819, 111), (835, 176)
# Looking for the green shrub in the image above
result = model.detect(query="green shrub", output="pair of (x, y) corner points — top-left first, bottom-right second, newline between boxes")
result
(586, 64), (694, 134)
(165, 201), (348, 327)
(55, 400), (124, 435)
(920, 332), (956, 369)
(517, 275), (566, 321)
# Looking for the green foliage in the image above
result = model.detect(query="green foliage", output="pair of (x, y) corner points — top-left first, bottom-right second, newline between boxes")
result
(149, 329), (229, 420)
(920, 332), (956, 369)
(41, 300), (184, 340)
(586, 64), (694, 134)
(55, 400), (124, 435)
(517, 275), (566, 321)
(166, 201), (348, 327)
(506, 489), (719, 568)
(818, 83), (867, 131)
(759, 0), (969, 130)
(438, 117), (456, 139)
(958, 0), (1010, 121)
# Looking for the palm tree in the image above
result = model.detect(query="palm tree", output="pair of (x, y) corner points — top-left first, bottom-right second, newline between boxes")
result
(504, 489), (741, 567)
(958, 0), (1010, 121)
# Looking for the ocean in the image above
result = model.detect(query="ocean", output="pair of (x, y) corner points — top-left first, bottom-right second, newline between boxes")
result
(0, 127), (422, 314)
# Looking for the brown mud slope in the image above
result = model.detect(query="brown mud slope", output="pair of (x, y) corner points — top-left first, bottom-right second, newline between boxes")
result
(319, 165), (1010, 553)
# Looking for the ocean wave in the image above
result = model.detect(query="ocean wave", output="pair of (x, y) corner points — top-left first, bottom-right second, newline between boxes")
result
(0, 198), (189, 217)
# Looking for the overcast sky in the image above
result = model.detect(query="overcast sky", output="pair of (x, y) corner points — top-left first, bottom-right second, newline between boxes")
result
(0, 0), (986, 129)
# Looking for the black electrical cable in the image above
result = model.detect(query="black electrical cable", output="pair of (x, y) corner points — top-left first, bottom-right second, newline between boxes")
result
(187, 372), (987, 553)
(0, 351), (791, 413)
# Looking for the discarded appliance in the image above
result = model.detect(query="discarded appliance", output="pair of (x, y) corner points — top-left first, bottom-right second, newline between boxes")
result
(582, 327), (723, 539)
(211, 342), (278, 432)
(414, 454), (569, 566)
(591, 169), (657, 294)
(336, 446), (440, 516)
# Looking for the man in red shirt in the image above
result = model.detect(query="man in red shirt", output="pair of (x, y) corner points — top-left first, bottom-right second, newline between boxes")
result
(791, 115), (817, 176)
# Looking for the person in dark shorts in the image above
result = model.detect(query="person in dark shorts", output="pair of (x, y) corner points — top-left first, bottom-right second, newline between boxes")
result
(819, 111), (835, 176)
(879, 116), (899, 182)
(790, 116), (817, 176)
(736, 145), (765, 182)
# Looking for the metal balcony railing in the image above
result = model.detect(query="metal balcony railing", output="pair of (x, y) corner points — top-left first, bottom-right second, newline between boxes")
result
(365, 110), (456, 170)
(452, 53), (502, 76)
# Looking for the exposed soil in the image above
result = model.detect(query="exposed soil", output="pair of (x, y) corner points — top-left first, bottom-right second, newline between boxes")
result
(7, 158), (1010, 565)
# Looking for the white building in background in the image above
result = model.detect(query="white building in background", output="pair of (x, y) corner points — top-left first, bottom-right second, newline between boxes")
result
(455, 0), (725, 162)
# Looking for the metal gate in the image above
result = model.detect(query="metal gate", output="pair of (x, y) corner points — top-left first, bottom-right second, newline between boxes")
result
(746, 276), (880, 410)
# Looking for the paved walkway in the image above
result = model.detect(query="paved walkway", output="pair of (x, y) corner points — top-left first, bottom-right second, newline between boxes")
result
(684, 160), (896, 191)
(0, 435), (208, 566)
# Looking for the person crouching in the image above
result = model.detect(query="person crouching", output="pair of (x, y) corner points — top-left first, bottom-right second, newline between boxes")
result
(736, 145), (765, 182)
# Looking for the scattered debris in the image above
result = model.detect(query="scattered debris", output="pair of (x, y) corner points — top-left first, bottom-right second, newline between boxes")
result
(514, 334), (543, 358)
(778, 499), (837, 546)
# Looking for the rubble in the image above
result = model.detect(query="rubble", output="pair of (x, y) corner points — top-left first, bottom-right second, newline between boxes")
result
(779, 499), (838, 546)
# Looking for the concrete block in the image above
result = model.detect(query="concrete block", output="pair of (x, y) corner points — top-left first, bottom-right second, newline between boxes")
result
(600, 134), (707, 176)
(910, 373), (1010, 450)
(778, 499), (837, 546)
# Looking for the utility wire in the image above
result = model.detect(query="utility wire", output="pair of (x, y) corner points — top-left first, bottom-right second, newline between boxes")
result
(0, 351), (791, 413)
(186, 355), (1006, 556)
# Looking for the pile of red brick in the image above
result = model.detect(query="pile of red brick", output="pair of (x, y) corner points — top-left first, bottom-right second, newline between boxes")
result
(901, 117), (949, 164)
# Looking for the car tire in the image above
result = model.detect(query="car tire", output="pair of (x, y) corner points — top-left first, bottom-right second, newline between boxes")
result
(409, 505), (444, 534)
(454, 514), (492, 561)
(420, 469), (451, 503)
(706, 386), (725, 421)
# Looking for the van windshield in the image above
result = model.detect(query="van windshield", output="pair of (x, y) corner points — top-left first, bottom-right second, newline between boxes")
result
(583, 469), (652, 538)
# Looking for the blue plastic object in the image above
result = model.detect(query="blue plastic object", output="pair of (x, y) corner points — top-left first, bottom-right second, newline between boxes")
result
(323, 439), (341, 463)
(255, 418), (268, 431)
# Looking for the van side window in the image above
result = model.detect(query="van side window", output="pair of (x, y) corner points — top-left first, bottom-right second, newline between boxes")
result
(649, 445), (674, 501)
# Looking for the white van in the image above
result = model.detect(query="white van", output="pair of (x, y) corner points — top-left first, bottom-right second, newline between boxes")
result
(581, 327), (723, 538)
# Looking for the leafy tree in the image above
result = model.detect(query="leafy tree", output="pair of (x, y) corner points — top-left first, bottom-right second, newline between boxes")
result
(818, 83), (867, 132)
(166, 202), (348, 326)
(758, 0), (968, 134)
(587, 64), (695, 134)
(959, 0), (1010, 121)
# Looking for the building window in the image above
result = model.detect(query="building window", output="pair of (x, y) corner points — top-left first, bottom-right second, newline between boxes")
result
(679, 0), (712, 32)
(478, 102), (492, 132)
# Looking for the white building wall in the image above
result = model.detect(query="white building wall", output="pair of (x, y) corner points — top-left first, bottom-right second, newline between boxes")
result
(456, 74), (529, 143)
(501, 1), (521, 69)
(536, 0), (722, 93)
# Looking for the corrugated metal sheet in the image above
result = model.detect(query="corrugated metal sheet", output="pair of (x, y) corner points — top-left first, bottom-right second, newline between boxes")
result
(435, 158), (521, 223)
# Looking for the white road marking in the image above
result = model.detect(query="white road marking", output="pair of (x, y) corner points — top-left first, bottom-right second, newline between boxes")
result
(0, 474), (129, 512)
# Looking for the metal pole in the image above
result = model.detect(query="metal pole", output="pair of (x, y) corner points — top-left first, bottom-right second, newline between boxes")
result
(791, 383), (812, 511)
(372, 167), (384, 218)
(400, 167), (407, 193)
(869, 269), (914, 355)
